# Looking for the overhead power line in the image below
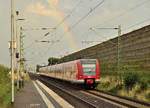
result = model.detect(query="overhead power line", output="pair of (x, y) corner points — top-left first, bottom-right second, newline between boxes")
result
(24, 27), (55, 49)
(55, 0), (105, 51)
(94, 0), (150, 27)
(45, 0), (104, 41)
(37, 0), (105, 60)
(55, 0), (82, 29)
(70, 0), (105, 30)
(59, 0), (105, 40)
(82, 40), (101, 44)
(89, 18), (150, 47)
(44, 0), (83, 37)
(123, 17), (150, 31)
(90, 28), (116, 45)
(25, 39), (60, 64)
(24, 1), (83, 63)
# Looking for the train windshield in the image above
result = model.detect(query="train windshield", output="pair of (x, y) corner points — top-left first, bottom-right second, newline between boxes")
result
(82, 64), (96, 76)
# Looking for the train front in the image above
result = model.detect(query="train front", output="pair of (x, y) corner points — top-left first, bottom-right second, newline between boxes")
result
(77, 59), (100, 88)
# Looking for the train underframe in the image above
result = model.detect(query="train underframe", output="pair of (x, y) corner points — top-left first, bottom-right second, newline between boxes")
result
(39, 74), (99, 89)
(84, 78), (98, 89)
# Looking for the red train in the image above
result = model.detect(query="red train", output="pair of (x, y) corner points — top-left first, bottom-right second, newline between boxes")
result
(38, 59), (100, 88)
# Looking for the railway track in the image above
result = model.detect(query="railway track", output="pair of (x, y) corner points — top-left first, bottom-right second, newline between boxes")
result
(33, 74), (150, 108)
(36, 75), (123, 108)
(82, 90), (150, 108)
(37, 76), (97, 108)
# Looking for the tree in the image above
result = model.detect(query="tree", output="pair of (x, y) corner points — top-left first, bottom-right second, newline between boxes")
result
(48, 57), (60, 65)
(36, 65), (40, 72)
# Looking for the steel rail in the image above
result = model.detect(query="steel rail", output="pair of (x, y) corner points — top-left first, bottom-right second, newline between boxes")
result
(38, 76), (97, 108)
(84, 90), (150, 108)
(35, 74), (150, 108)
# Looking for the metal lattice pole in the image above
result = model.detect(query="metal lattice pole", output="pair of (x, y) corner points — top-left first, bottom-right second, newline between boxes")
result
(20, 27), (25, 85)
(16, 11), (19, 90)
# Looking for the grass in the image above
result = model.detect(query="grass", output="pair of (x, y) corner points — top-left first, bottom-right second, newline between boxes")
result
(97, 74), (150, 102)
(0, 64), (12, 108)
(97, 63), (150, 102)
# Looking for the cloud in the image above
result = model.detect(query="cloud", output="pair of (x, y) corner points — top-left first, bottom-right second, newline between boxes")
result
(25, 1), (79, 50)
(47, 0), (58, 6)
(26, 2), (59, 17)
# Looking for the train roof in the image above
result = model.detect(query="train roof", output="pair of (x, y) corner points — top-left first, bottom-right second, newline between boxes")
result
(79, 59), (97, 61)
(39, 59), (98, 69)
(79, 59), (97, 63)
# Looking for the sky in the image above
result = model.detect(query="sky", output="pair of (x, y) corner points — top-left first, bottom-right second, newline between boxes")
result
(0, 0), (150, 69)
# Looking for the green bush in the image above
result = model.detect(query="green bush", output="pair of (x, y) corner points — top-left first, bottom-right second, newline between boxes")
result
(109, 86), (118, 94)
(108, 83), (123, 94)
(139, 80), (148, 90)
(123, 72), (140, 90)
(0, 64), (11, 107)
(99, 81), (110, 88)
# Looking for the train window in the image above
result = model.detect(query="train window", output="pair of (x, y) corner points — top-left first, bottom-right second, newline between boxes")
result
(82, 64), (96, 76)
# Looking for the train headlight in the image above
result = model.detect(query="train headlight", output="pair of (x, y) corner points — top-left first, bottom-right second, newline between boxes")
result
(79, 75), (83, 78)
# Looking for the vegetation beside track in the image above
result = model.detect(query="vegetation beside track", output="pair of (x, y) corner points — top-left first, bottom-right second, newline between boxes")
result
(97, 65), (150, 102)
(0, 64), (11, 108)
